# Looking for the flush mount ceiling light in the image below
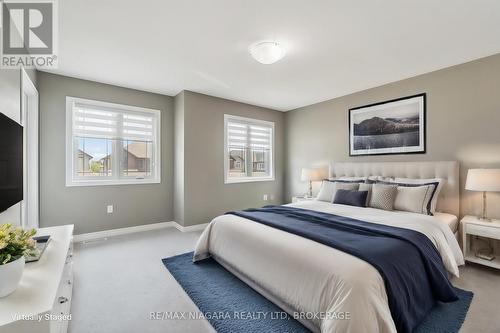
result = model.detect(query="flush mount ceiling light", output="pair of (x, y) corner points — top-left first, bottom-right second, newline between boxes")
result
(249, 41), (286, 64)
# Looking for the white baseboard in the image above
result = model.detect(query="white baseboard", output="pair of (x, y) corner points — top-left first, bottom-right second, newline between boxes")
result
(74, 221), (174, 242)
(173, 222), (209, 232)
(73, 221), (209, 243)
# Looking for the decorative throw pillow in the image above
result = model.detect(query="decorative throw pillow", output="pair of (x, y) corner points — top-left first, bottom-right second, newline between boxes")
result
(393, 185), (436, 215)
(359, 183), (373, 205)
(369, 184), (398, 211)
(333, 189), (368, 207)
(394, 178), (443, 214)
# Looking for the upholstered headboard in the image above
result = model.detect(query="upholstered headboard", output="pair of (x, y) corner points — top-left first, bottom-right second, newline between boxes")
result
(331, 161), (460, 216)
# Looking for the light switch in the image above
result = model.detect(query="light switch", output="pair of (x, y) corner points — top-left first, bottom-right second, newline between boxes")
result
(107, 205), (114, 214)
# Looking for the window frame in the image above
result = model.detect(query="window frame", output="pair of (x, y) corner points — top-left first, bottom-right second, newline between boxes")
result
(224, 114), (275, 184)
(65, 96), (161, 187)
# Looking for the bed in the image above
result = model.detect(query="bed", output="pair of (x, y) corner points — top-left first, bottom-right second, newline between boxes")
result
(193, 161), (464, 333)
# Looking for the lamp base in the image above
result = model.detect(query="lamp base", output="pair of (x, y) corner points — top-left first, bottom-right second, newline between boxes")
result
(307, 180), (313, 198)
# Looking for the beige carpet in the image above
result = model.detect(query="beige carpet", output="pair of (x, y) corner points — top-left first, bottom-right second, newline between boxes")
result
(70, 227), (499, 333)
(452, 262), (500, 333)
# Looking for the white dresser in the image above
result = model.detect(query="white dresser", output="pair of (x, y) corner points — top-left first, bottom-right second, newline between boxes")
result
(0, 225), (74, 333)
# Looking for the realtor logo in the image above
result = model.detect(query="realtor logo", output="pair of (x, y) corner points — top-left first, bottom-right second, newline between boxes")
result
(1, 0), (58, 68)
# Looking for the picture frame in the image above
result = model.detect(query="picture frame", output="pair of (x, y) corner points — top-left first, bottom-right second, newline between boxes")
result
(349, 93), (426, 156)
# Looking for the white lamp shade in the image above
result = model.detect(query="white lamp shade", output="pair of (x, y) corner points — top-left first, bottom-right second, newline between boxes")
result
(465, 169), (500, 192)
(301, 167), (328, 182)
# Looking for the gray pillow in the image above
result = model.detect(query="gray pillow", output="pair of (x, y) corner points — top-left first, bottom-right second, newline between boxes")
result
(359, 183), (372, 206)
(369, 184), (398, 211)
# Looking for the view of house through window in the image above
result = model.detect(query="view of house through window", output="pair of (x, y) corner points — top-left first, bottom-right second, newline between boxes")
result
(225, 115), (274, 183)
(76, 138), (153, 178)
(67, 97), (160, 186)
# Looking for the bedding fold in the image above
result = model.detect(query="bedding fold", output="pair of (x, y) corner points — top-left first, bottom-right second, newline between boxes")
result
(227, 205), (458, 333)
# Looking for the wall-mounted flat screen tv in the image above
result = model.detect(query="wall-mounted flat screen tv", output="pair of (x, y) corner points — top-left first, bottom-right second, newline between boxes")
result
(0, 112), (23, 213)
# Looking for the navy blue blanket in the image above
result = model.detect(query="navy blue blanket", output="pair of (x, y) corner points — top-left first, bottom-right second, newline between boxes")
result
(227, 206), (458, 333)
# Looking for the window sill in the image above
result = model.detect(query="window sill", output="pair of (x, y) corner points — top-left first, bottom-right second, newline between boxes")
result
(66, 178), (161, 187)
(224, 177), (275, 184)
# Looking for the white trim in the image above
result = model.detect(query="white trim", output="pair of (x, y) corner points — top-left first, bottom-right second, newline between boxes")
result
(74, 221), (174, 242)
(65, 96), (161, 187)
(224, 114), (275, 184)
(73, 221), (209, 242)
(65, 178), (161, 187)
(173, 222), (209, 232)
(224, 177), (275, 184)
(21, 68), (39, 229)
(68, 96), (161, 116)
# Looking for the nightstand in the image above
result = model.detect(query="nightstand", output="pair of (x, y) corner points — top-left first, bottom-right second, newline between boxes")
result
(291, 196), (316, 203)
(462, 215), (500, 269)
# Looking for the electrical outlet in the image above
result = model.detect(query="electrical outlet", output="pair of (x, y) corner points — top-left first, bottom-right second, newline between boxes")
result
(107, 205), (114, 214)
(263, 194), (268, 201)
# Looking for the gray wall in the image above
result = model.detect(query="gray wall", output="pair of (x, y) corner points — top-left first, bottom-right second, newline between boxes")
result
(38, 72), (174, 234)
(175, 91), (285, 226)
(285, 53), (500, 218)
(25, 69), (37, 88)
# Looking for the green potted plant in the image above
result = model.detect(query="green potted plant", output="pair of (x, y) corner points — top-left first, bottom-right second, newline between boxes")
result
(0, 224), (37, 297)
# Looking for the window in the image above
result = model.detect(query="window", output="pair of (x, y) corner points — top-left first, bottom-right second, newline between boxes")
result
(66, 97), (161, 186)
(224, 114), (274, 183)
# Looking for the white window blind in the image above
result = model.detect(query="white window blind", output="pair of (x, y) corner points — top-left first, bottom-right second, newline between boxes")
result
(66, 97), (161, 187)
(73, 102), (155, 142)
(226, 120), (272, 150)
(224, 114), (274, 183)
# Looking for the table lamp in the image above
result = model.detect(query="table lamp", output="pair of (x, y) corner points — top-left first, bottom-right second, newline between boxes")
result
(301, 167), (328, 198)
(465, 169), (500, 221)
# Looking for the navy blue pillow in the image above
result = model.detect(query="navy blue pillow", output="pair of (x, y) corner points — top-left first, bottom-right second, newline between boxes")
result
(333, 189), (369, 207)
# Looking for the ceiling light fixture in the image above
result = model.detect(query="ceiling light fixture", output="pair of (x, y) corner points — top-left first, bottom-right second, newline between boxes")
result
(249, 41), (286, 65)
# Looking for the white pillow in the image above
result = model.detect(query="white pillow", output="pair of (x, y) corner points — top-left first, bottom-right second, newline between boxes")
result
(394, 178), (443, 213)
(394, 184), (436, 215)
(317, 181), (360, 202)
(317, 181), (336, 202)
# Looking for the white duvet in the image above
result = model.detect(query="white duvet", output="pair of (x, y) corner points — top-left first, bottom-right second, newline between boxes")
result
(193, 201), (464, 333)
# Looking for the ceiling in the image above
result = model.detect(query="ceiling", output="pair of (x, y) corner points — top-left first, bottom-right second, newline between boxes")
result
(45, 0), (500, 111)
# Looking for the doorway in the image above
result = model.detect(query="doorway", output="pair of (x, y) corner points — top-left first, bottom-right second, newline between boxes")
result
(21, 69), (39, 229)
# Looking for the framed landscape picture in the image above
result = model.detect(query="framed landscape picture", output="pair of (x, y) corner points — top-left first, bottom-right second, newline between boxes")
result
(349, 93), (426, 156)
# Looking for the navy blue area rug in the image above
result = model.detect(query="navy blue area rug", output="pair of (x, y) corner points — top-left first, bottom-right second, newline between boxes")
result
(162, 252), (473, 333)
